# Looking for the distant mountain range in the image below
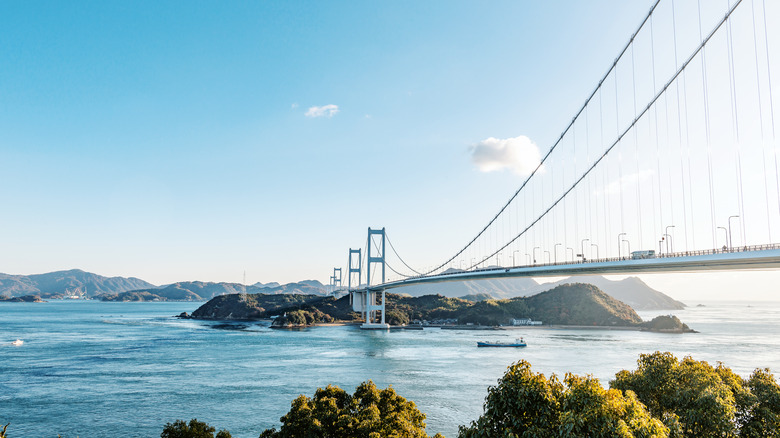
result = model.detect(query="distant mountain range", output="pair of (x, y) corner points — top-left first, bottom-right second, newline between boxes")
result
(0, 269), (684, 310)
(104, 280), (328, 302)
(0, 269), (154, 298)
(0, 269), (327, 301)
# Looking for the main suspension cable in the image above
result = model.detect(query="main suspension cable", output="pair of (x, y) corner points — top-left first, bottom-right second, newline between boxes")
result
(421, 0), (662, 275)
(385, 233), (423, 276)
(464, 0), (745, 270)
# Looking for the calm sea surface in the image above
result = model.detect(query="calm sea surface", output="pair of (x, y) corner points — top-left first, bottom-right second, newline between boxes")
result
(2, 300), (779, 437)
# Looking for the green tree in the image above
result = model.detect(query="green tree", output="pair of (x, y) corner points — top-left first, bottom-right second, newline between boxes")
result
(458, 360), (563, 437)
(385, 309), (411, 326)
(611, 351), (780, 438)
(459, 360), (666, 438)
(161, 419), (231, 438)
(740, 368), (780, 437)
(559, 374), (667, 437)
(259, 381), (444, 438)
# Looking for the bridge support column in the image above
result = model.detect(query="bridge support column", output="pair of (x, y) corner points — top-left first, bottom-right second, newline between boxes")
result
(361, 227), (389, 329)
(348, 248), (361, 311)
(362, 288), (388, 329)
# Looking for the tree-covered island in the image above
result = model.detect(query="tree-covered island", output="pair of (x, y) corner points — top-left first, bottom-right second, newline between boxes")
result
(183, 283), (694, 332)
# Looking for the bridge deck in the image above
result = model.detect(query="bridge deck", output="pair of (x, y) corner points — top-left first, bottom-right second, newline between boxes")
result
(369, 246), (780, 291)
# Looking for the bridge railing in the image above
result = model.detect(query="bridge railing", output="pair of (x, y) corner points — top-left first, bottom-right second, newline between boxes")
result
(386, 243), (780, 284)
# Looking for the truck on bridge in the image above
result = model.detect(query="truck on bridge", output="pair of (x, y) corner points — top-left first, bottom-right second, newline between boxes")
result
(631, 250), (656, 260)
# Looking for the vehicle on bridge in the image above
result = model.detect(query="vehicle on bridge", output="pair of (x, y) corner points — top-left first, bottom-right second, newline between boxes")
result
(631, 250), (656, 260)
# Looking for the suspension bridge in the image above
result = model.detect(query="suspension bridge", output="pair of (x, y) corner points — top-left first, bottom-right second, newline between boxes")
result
(327, 0), (780, 328)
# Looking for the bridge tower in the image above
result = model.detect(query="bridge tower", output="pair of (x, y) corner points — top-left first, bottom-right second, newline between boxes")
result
(348, 248), (363, 312)
(363, 227), (389, 329)
(332, 267), (342, 293)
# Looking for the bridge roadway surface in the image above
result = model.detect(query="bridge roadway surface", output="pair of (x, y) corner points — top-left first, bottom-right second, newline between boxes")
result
(368, 245), (780, 292)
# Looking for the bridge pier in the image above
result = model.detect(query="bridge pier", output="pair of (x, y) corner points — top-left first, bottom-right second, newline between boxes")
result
(361, 289), (388, 329)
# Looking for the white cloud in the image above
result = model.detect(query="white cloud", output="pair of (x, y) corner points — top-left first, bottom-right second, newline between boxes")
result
(305, 104), (339, 118)
(470, 135), (542, 176)
(291, 103), (299, 109)
(599, 169), (654, 196)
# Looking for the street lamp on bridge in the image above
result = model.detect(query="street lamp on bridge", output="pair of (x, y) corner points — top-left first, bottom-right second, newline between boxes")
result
(591, 243), (599, 260)
(512, 250), (520, 266)
(717, 226), (728, 250)
(567, 247), (574, 261)
(544, 250), (551, 264)
(664, 225), (675, 254)
(617, 233), (626, 259)
(580, 239), (590, 262)
(554, 243), (562, 263)
(533, 247), (540, 264)
(728, 215), (740, 250)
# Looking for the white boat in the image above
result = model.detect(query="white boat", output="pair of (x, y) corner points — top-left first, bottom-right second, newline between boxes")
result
(11, 339), (23, 346)
(477, 338), (527, 347)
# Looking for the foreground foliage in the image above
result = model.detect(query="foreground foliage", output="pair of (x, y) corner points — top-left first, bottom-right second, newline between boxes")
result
(460, 352), (780, 438)
(155, 352), (779, 438)
(160, 419), (231, 438)
(258, 381), (444, 438)
(458, 360), (668, 437)
(611, 352), (780, 437)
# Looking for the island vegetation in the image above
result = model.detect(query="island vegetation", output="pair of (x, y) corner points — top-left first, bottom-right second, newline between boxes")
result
(188, 283), (693, 331)
(640, 314), (695, 332)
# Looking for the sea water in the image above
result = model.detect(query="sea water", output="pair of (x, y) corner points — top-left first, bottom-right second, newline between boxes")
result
(1, 300), (779, 438)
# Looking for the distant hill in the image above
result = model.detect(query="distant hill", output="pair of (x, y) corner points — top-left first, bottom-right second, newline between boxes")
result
(526, 276), (686, 310)
(524, 283), (642, 326)
(101, 280), (329, 302)
(391, 277), (538, 299)
(252, 281), (281, 289)
(388, 275), (683, 310)
(189, 283), (645, 328)
(0, 269), (155, 298)
(459, 293), (494, 302)
(255, 280), (326, 295)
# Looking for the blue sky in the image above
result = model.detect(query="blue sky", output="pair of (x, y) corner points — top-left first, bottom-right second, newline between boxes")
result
(2, 0), (778, 299)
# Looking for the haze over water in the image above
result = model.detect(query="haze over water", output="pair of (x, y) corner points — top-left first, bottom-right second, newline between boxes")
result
(2, 300), (779, 438)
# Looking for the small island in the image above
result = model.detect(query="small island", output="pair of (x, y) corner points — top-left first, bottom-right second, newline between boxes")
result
(0, 295), (46, 303)
(640, 314), (696, 333)
(184, 283), (693, 332)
